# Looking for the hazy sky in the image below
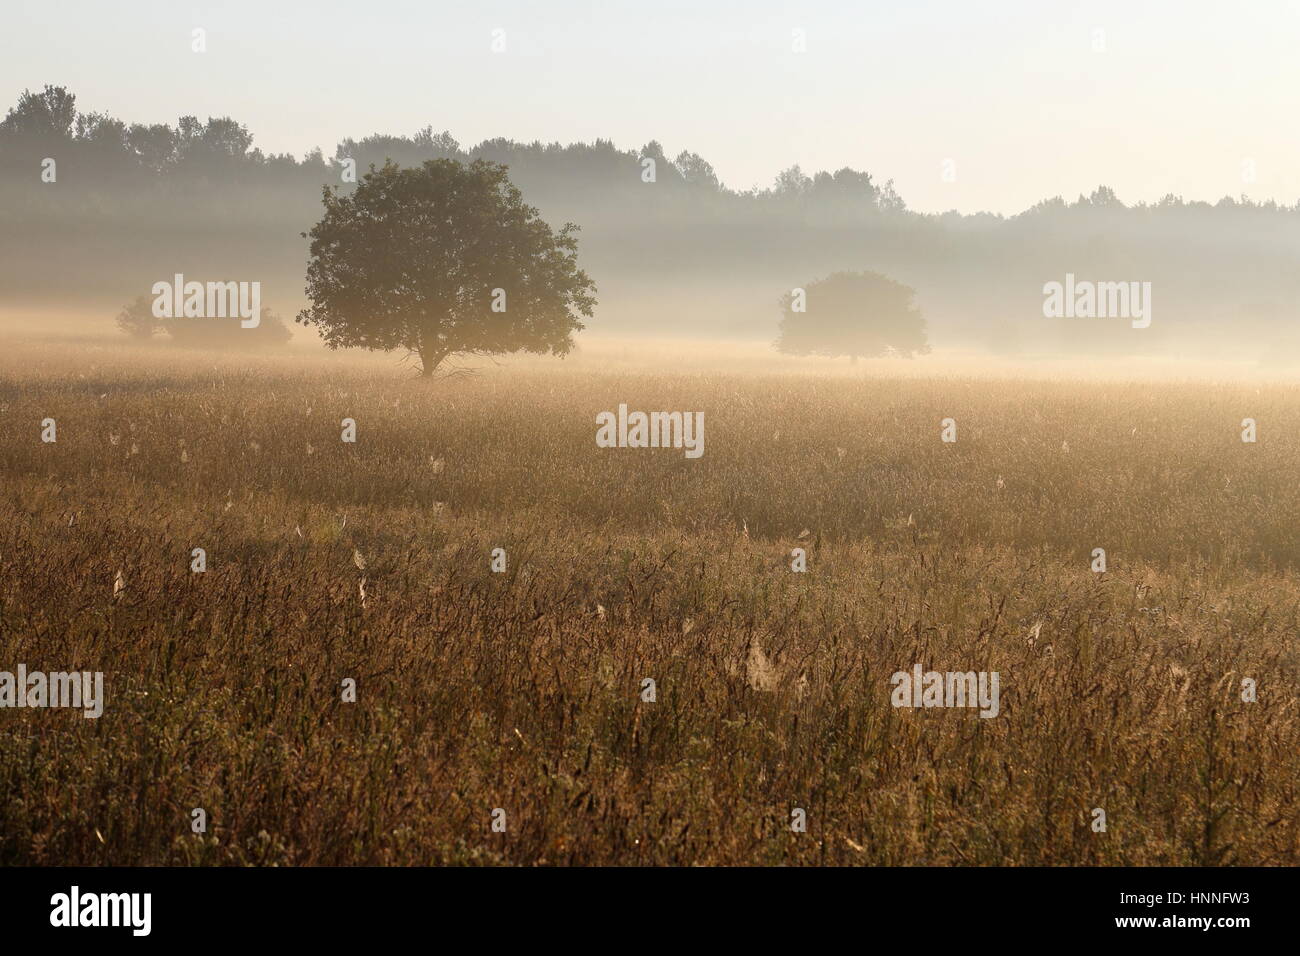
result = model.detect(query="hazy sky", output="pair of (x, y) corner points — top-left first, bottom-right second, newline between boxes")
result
(6, 0), (1300, 214)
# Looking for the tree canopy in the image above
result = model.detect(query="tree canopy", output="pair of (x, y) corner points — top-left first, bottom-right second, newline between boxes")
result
(776, 271), (930, 360)
(114, 294), (293, 349)
(296, 158), (596, 375)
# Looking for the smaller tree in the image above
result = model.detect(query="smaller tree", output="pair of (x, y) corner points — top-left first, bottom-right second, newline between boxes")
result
(116, 295), (292, 349)
(115, 295), (158, 339)
(161, 309), (293, 350)
(775, 271), (929, 361)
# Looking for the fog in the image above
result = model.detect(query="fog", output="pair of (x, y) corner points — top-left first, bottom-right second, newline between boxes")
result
(3, 84), (1300, 371)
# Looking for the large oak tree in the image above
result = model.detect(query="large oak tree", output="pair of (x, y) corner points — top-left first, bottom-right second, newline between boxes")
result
(297, 158), (596, 375)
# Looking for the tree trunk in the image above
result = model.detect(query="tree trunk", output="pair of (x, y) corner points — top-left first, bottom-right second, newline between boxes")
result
(418, 344), (449, 377)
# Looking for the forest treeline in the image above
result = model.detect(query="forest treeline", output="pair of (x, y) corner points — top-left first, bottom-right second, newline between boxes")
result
(3, 85), (1299, 359)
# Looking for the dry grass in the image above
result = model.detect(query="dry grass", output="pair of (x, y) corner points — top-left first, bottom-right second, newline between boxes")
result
(0, 339), (1296, 865)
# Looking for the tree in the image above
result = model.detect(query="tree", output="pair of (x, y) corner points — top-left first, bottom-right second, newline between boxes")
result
(126, 123), (177, 173)
(772, 164), (812, 197)
(161, 309), (293, 350)
(297, 158), (596, 375)
(674, 150), (719, 189)
(115, 296), (293, 349)
(0, 85), (76, 139)
(115, 295), (158, 338)
(775, 271), (929, 361)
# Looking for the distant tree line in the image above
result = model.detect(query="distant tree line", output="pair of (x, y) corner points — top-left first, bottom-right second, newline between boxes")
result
(5, 85), (1300, 362)
(10, 85), (1297, 214)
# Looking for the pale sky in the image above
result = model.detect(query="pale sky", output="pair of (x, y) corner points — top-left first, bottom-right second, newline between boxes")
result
(5, 0), (1300, 214)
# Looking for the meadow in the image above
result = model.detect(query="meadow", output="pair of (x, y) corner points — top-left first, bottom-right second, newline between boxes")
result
(0, 337), (1296, 865)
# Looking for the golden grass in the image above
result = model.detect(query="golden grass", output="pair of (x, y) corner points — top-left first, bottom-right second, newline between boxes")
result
(0, 339), (1296, 865)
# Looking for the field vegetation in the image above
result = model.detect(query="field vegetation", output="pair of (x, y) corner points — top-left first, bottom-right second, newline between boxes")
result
(0, 339), (1296, 865)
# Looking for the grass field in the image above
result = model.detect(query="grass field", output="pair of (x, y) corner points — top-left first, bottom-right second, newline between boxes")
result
(1, 338), (1297, 865)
